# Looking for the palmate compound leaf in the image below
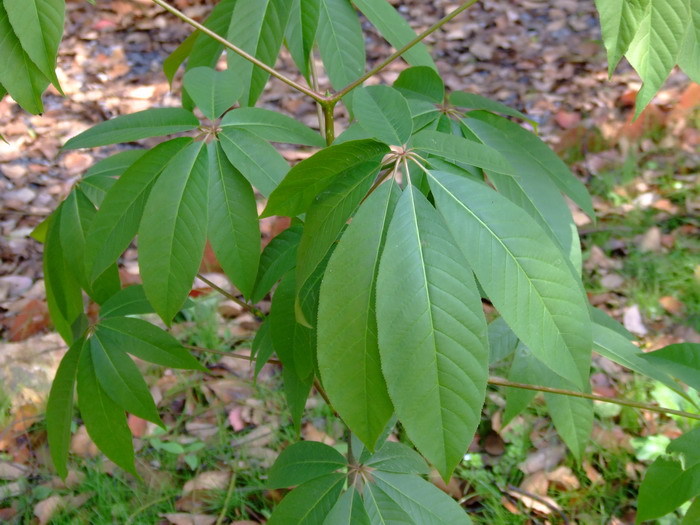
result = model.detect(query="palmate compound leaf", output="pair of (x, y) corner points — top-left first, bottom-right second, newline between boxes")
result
(85, 138), (193, 283)
(267, 473), (346, 525)
(207, 142), (260, 299)
(47, 338), (85, 478)
(139, 141), (209, 324)
(317, 0), (365, 91)
(182, 67), (243, 121)
(449, 91), (537, 129)
(637, 456), (700, 522)
(251, 222), (303, 303)
(324, 487), (371, 525)
(641, 343), (700, 393)
(317, 181), (400, 450)
(428, 171), (592, 390)
(63, 108), (200, 150)
(376, 185), (489, 480)
(678, 0), (700, 82)
(594, 0), (649, 76)
(267, 441), (346, 489)
(285, 0), (321, 77)
(352, 85), (414, 146)
(221, 107), (325, 147)
(393, 66), (445, 104)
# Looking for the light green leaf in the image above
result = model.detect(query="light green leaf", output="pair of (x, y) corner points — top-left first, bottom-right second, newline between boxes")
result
(90, 335), (163, 425)
(0, 4), (49, 114)
(77, 345), (136, 475)
(99, 285), (154, 319)
(285, 0), (321, 77)
(207, 142), (260, 299)
(218, 127), (290, 197)
(678, 1), (700, 82)
(364, 481), (414, 523)
(464, 111), (595, 219)
(626, 0), (690, 115)
(268, 473), (346, 525)
(394, 66), (444, 103)
(641, 343), (700, 393)
(450, 91), (537, 128)
(221, 107), (325, 147)
(428, 171), (592, 389)
(263, 140), (388, 217)
(226, 0), (292, 106)
(63, 108), (199, 150)
(317, 0), (365, 91)
(83, 150), (146, 179)
(318, 181), (399, 450)
(594, 0), (649, 75)
(637, 457), (700, 522)
(682, 498), (700, 525)
(590, 306), (634, 340)
(79, 176), (116, 208)
(4, 0), (64, 88)
(139, 141), (209, 323)
(488, 317), (519, 365)
(96, 316), (206, 371)
(85, 138), (192, 282)
(251, 223), (303, 303)
(411, 130), (514, 176)
(372, 471), (472, 524)
(183, 67), (243, 120)
(377, 186), (489, 479)
(324, 487), (371, 525)
(253, 319), (275, 379)
(352, 0), (435, 69)
(163, 30), (197, 85)
(268, 441), (346, 489)
(353, 85), (413, 146)
(47, 338), (85, 478)
(363, 441), (429, 475)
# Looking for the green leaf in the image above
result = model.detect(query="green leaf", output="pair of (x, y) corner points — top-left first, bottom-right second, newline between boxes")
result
(268, 441), (346, 488)
(182, 67), (243, 120)
(47, 338), (85, 478)
(464, 111), (595, 219)
(226, 0), (292, 106)
(77, 345), (136, 475)
(85, 138), (192, 282)
(626, 0), (690, 115)
(353, 85), (413, 146)
(99, 285), (155, 319)
(363, 442), (429, 475)
(4, 0), (64, 89)
(90, 335), (163, 425)
(285, 0), (321, 77)
(411, 130), (514, 176)
(317, 181), (399, 450)
(268, 473), (346, 525)
(296, 161), (379, 324)
(44, 206), (84, 344)
(207, 142), (260, 299)
(364, 481), (414, 522)
(428, 171), (592, 389)
(463, 113), (583, 271)
(163, 30), (197, 85)
(96, 316), (206, 371)
(678, 1), (700, 82)
(637, 457), (700, 522)
(324, 487), (371, 525)
(317, 0), (366, 91)
(79, 176), (116, 208)
(503, 344), (537, 424)
(589, 306), (634, 340)
(282, 363), (314, 433)
(594, 0), (649, 75)
(394, 66), (444, 103)
(682, 498), (700, 525)
(218, 127), (290, 197)
(263, 140), (389, 217)
(352, 0), (435, 69)
(450, 92), (537, 128)
(641, 343), (700, 393)
(372, 471), (472, 524)
(63, 108), (199, 150)
(139, 141), (209, 323)
(377, 186), (489, 479)
(0, 3), (49, 114)
(83, 150), (147, 179)
(221, 107), (325, 147)
(251, 223), (303, 303)
(488, 317), (519, 365)
(253, 318), (275, 379)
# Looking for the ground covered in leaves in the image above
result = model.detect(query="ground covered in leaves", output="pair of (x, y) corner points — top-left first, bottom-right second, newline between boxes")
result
(1, 0), (699, 523)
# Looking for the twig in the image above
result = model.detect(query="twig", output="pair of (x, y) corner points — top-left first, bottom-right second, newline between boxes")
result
(506, 484), (570, 524)
(195, 273), (265, 318)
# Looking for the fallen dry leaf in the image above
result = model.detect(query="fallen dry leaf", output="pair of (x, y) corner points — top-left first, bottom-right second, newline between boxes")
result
(623, 305), (648, 336)
(546, 466), (580, 491)
(519, 444), (567, 475)
(182, 471), (231, 496)
(71, 425), (100, 458)
(429, 469), (462, 499)
(520, 471), (549, 496)
(659, 296), (684, 315)
(162, 513), (217, 525)
(302, 422), (335, 445)
(0, 462), (28, 480)
(228, 406), (247, 432)
(639, 226), (663, 253)
(34, 493), (92, 525)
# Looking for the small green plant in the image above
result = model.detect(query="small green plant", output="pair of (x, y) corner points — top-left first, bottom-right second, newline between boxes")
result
(2, 0), (700, 521)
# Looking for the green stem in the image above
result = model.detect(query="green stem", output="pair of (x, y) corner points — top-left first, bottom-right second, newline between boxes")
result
(150, 0), (327, 104)
(322, 101), (337, 146)
(310, 54), (326, 140)
(488, 376), (700, 421)
(330, 0), (481, 102)
(195, 273), (265, 318)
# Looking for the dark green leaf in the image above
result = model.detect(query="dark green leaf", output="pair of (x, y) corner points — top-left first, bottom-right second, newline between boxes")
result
(79, 176), (116, 208)
(324, 487), (371, 525)
(364, 481), (414, 522)
(183, 67), (243, 120)
(637, 457), (700, 522)
(488, 317), (519, 365)
(641, 343), (700, 393)
(218, 127), (290, 197)
(139, 141), (209, 323)
(285, 0), (321, 77)
(253, 318), (275, 379)
(353, 85), (413, 145)
(163, 30), (198, 85)
(377, 186), (489, 479)
(63, 108), (199, 150)
(77, 345), (136, 475)
(450, 92), (536, 128)
(207, 142), (260, 299)
(263, 140), (388, 217)
(221, 107), (325, 147)
(317, 181), (399, 449)
(682, 498), (700, 525)
(85, 138), (192, 282)
(83, 150), (146, 179)
(267, 473), (346, 525)
(394, 66), (444, 103)
(268, 441), (346, 489)
(594, 0), (648, 75)
(96, 316), (205, 371)
(317, 0), (365, 91)
(90, 334), (163, 425)
(282, 363), (314, 433)
(47, 338), (85, 478)
(364, 441), (429, 475)
(251, 223), (303, 303)
(99, 285), (154, 319)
